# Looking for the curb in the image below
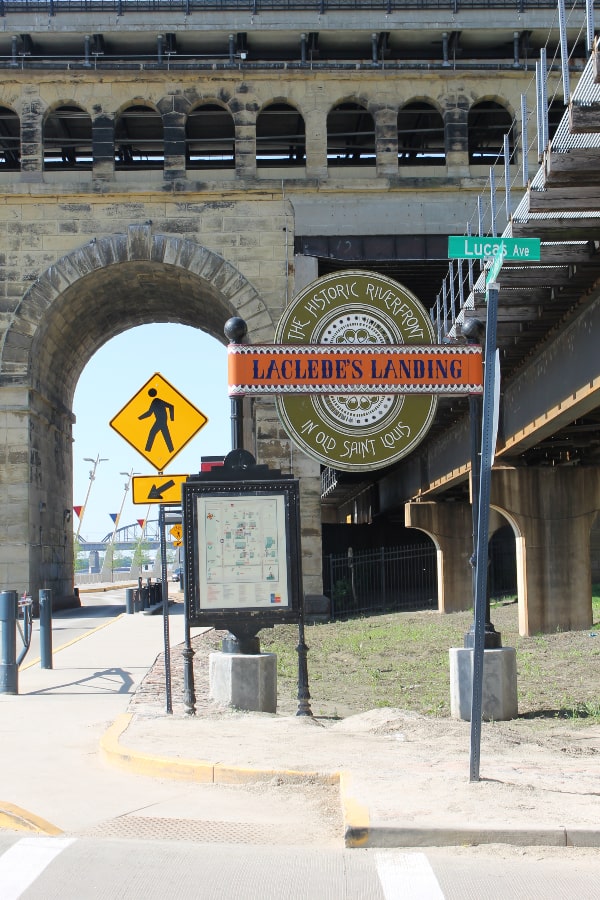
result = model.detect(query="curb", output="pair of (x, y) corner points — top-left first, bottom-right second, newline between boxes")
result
(101, 713), (340, 788)
(100, 714), (600, 850)
(0, 802), (62, 836)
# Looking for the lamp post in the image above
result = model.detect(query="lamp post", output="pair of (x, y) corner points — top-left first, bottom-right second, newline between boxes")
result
(75, 454), (108, 542)
(104, 468), (135, 580)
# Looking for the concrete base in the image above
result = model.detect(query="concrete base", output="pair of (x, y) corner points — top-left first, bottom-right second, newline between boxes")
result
(449, 647), (518, 722)
(209, 651), (277, 713)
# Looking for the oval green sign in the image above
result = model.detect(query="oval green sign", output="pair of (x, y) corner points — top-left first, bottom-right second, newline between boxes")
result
(275, 270), (437, 472)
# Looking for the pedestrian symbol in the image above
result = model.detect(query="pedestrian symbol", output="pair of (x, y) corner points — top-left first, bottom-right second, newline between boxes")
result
(110, 373), (208, 471)
(138, 389), (175, 454)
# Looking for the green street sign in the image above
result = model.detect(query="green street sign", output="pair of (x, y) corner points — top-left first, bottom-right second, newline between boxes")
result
(448, 236), (541, 261)
(486, 249), (504, 285)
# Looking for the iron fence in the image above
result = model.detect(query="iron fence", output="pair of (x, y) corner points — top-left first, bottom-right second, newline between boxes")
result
(324, 543), (438, 619)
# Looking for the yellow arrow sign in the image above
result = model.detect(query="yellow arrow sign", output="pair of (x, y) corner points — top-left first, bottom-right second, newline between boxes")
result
(110, 373), (208, 471)
(132, 474), (189, 505)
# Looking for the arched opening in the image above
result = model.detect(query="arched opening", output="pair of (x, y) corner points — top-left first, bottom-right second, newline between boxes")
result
(468, 100), (514, 164)
(72, 323), (231, 574)
(256, 102), (306, 167)
(0, 105), (20, 169)
(489, 523), (517, 601)
(3, 231), (272, 605)
(186, 103), (235, 170)
(327, 101), (375, 167)
(397, 101), (446, 165)
(115, 104), (164, 169)
(43, 104), (92, 169)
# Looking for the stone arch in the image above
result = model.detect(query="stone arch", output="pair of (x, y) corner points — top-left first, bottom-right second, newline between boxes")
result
(186, 101), (236, 170)
(256, 100), (306, 167)
(327, 99), (375, 167)
(3, 226), (271, 400)
(0, 104), (21, 169)
(468, 98), (515, 164)
(0, 226), (272, 605)
(114, 101), (164, 168)
(397, 99), (446, 165)
(43, 102), (93, 169)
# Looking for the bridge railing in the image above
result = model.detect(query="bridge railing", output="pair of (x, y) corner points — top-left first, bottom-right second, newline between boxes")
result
(430, 4), (598, 342)
(0, 1), (582, 17)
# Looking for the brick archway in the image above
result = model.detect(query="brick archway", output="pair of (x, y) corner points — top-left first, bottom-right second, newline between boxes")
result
(0, 225), (272, 606)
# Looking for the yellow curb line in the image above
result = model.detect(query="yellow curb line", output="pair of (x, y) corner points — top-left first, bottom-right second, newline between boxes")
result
(102, 713), (369, 846)
(339, 771), (371, 847)
(0, 802), (62, 836)
(20, 614), (126, 671)
(101, 713), (340, 787)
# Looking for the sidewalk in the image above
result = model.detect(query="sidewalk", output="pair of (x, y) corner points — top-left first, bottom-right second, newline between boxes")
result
(2, 588), (600, 848)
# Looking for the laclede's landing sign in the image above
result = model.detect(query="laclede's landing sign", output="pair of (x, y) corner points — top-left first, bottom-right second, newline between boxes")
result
(228, 270), (483, 472)
(229, 344), (483, 394)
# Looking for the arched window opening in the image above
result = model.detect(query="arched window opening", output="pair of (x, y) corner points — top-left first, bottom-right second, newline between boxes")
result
(186, 104), (235, 170)
(0, 107), (20, 169)
(256, 102), (306, 167)
(327, 102), (375, 167)
(489, 525), (517, 601)
(43, 105), (92, 169)
(397, 101), (445, 165)
(468, 100), (514, 165)
(115, 105), (164, 169)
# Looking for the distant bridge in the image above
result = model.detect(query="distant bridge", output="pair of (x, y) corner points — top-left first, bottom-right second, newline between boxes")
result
(76, 517), (180, 552)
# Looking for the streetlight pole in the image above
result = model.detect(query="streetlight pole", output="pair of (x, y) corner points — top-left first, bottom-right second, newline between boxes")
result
(104, 468), (135, 581)
(76, 454), (108, 542)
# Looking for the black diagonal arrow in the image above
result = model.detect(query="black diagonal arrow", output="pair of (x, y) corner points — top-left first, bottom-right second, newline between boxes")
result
(148, 479), (176, 500)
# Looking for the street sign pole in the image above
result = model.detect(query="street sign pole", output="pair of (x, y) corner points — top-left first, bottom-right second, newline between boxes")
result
(158, 501), (173, 715)
(469, 282), (500, 782)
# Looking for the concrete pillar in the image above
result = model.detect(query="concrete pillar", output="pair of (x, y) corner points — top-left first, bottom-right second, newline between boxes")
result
(405, 501), (473, 613)
(253, 397), (323, 596)
(375, 107), (398, 177)
(304, 109), (327, 179)
(444, 98), (469, 175)
(92, 113), (115, 180)
(0, 385), (76, 608)
(235, 120), (256, 178)
(162, 110), (186, 181)
(491, 467), (600, 635)
(209, 651), (277, 713)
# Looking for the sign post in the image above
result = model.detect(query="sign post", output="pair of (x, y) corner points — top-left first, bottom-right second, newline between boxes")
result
(110, 373), (208, 716)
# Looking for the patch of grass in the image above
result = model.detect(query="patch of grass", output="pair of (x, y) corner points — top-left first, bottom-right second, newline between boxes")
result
(260, 602), (600, 722)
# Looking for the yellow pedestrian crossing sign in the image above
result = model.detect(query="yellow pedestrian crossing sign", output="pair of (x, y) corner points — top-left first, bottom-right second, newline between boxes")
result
(110, 373), (208, 471)
(170, 524), (183, 547)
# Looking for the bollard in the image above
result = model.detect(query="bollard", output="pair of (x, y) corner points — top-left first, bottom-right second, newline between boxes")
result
(39, 589), (53, 669)
(125, 588), (135, 615)
(0, 590), (18, 694)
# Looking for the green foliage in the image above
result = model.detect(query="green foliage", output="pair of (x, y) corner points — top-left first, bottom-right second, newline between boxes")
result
(261, 603), (600, 722)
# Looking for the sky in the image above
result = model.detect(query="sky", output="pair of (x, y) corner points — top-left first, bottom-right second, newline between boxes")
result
(72, 323), (232, 542)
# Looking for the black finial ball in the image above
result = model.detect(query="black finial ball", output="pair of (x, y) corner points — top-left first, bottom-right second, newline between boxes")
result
(224, 317), (248, 343)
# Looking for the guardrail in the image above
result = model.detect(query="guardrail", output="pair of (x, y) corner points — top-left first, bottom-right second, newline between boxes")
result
(0, 1), (580, 18)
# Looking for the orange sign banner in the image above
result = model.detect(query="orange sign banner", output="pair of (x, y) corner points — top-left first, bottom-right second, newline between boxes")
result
(228, 345), (483, 396)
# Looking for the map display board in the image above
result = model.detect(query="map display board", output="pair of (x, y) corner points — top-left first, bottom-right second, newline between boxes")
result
(197, 494), (289, 609)
(182, 473), (301, 629)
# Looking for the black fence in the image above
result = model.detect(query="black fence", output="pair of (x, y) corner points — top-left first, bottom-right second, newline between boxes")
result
(324, 543), (438, 619)
(324, 532), (520, 619)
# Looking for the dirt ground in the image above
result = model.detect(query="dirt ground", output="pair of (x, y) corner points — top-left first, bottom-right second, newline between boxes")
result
(132, 602), (600, 758)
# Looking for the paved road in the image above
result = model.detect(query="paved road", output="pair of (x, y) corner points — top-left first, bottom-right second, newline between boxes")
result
(2, 837), (600, 899)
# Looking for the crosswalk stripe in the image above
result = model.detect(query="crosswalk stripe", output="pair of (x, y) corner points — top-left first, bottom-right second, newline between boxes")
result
(376, 851), (445, 900)
(0, 837), (75, 899)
